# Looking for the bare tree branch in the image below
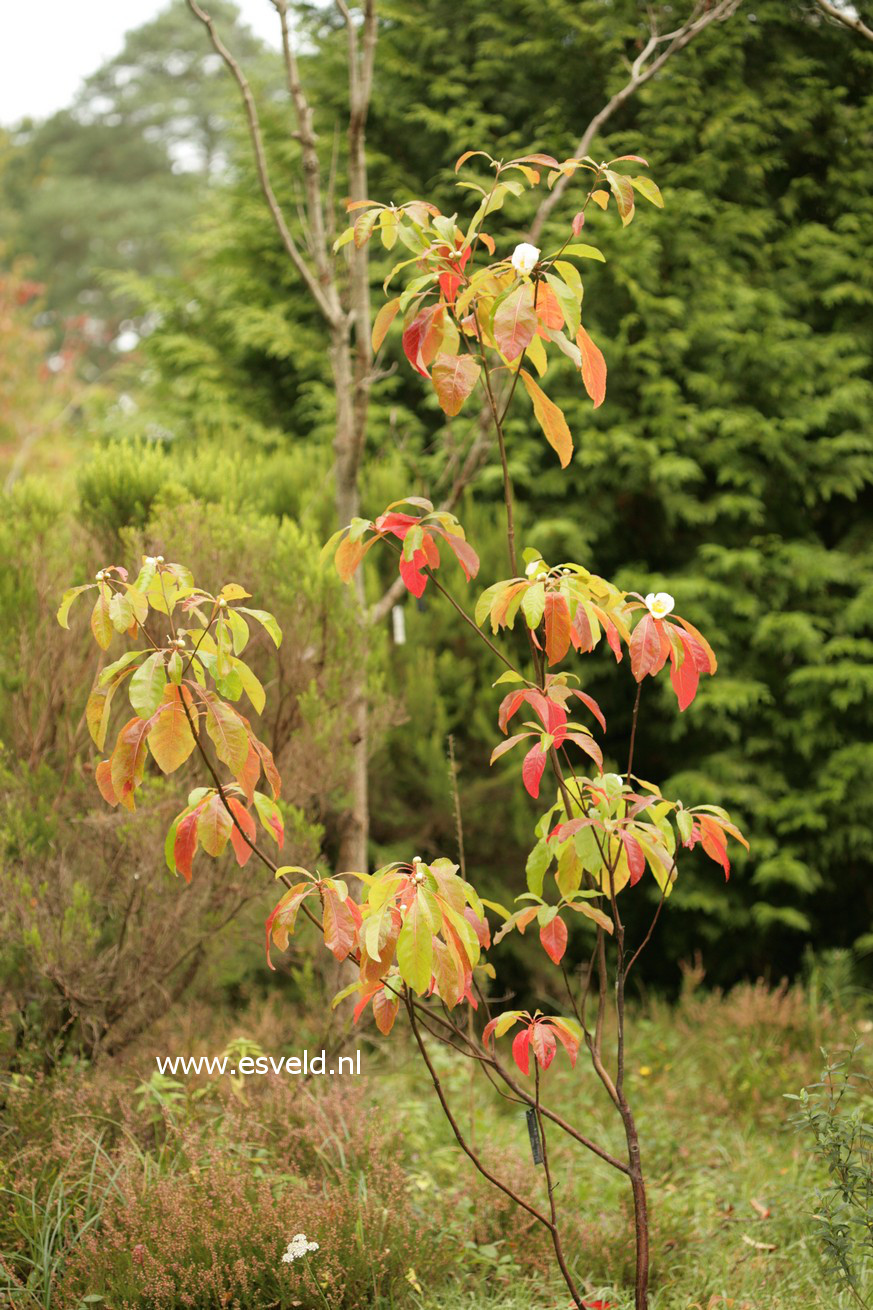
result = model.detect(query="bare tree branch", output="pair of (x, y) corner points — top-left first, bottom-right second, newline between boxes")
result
(271, 0), (333, 279)
(813, 0), (873, 43)
(186, 0), (340, 325)
(527, 0), (744, 244)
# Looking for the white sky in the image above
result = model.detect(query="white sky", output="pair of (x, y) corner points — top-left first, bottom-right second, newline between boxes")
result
(0, 1), (281, 126)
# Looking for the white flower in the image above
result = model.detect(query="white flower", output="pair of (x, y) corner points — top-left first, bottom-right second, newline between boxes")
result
(644, 592), (675, 620)
(511, 242), (540, 276)
(282, 1233), (320, 1263)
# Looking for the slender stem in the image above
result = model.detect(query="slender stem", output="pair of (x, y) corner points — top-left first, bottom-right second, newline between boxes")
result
(405, 993), (552, 1227)
(302, 1256), (332, 1310)
(626, 682), (642, 784)
(535, 1061), (583, 1309)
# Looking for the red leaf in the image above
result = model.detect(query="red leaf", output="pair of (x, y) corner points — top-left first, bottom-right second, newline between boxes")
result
(699, 816), (731, 880)
(402, 306), (438, 377)
(544, 592), (571, 664)
(621, 831), (646, 886)
(539, 914), (568, 965)
(530, 1020), (557, 1069)
(576, 324), (607, 408)
(525, 690), (567, 734)
(674, 616), (717, 674)
(372, 986), (400, 1035)
(95, 759), (118, 807)
(546, 1017), (581, 1067)
(669, 632), (701, 712)
(398, 549), (429, 597)
(572, 689), (606, 733)
(498, 690), (527, 733)
(322, 886), (360, 960)
(521, 744), (547, 798)
(572, 211), (585, 236)
(563, 732), (604, 771)
(629, 613), (669, 682)
(493, 282), (537, 361)
(228, 798), (256, 867)
(604, 618), (623, 663)
(433, 527), (480, 581)
(512, 1027), (531, 1075)
(236, 742), (261, 804)
(173, 809), (200, 883)
(464, 905), (491, 949)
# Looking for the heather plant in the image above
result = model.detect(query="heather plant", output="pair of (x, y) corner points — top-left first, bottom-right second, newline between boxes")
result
(57, 145), (748, 1308)
(0, 491), (362, 1070)
(789, 1047), (873, 1307)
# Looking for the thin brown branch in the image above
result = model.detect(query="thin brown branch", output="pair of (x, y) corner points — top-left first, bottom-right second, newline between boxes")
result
(813, 0), (873, 42)
(527, 0), (744, 244)
(406, 993), (553, 1227)
(186, 0), (338, 325)
(270, 0), (332, 279)
(535, 1062), (584, 1309)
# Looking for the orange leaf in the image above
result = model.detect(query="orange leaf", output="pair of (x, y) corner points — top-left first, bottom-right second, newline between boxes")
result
(109, 716), (150, 811)
(576, 325), (607, 408)
(148, 684), (198, 773)
(520, 370), (572, 467)
(228, 797), (256, 867)
(95, 759), (118, 807)
(544, 592), (571, 664)
(493, 282), (537, 361)
(371, 297), (400, 352)
(432, 352), (481, 417)
(539, 914), (568, 965)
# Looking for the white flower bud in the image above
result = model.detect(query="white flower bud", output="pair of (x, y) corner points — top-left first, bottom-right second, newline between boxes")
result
(644, 592), (675, 620)
(511, 242), (540, 276)
(156, 555), (165, 564)
(95, 571), (104, 582)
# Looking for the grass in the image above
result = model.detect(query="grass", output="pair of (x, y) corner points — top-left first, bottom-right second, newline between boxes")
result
(1, 966), (871, 1309)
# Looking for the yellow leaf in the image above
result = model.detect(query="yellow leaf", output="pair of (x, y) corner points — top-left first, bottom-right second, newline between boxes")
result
(520, 370), (573, 468)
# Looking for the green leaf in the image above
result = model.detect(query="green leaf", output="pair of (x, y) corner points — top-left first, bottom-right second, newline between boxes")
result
(239, 607), (282, 648)
(561, 243), (606, 262)
(130, 650), (167, 718)
(630, 175), (663, 208)
(232, 658), (265, 715)
(90, 589), (114, 650)
(205, 696), (249, 774)
(522, 581), (545, 628)
(526, 839), (551, 897)
(475, 581), (508, 628)
(492, 670), (526, 686)
(544, 273), (581, 338)
(396, 893), (433, 995)
(57, 584), (93, 628)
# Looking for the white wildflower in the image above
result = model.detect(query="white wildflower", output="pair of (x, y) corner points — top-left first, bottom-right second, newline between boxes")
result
(510, 242), (540, 276)
(644, 592), (674, 620)
(282, 1233), (320, 1263)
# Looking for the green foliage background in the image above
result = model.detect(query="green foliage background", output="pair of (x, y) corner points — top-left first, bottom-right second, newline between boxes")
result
(2, 0), (872, 990)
